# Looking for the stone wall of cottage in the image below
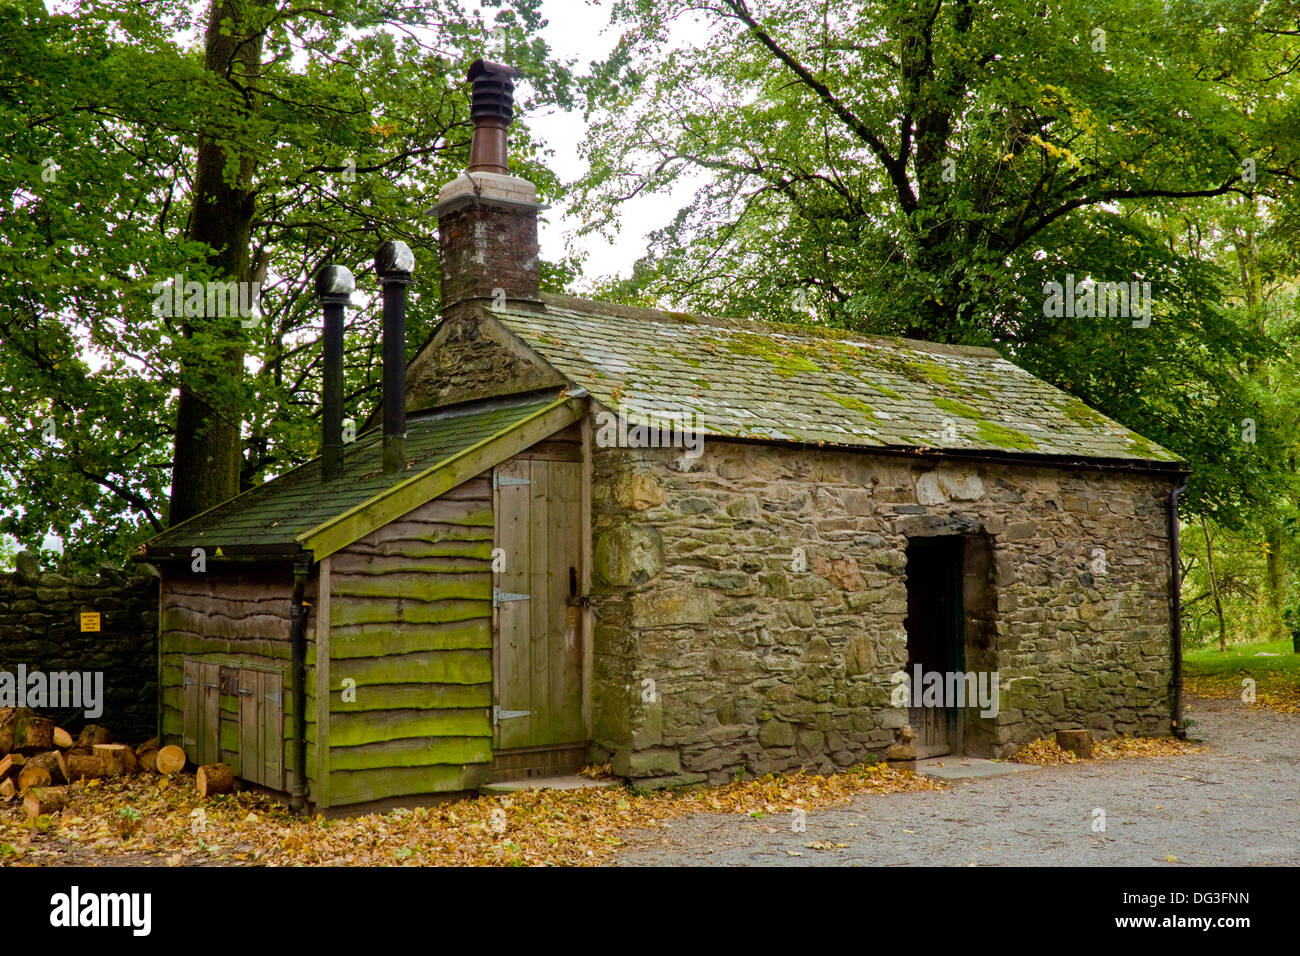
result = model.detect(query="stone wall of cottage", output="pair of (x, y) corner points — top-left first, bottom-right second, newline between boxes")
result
(588, 439), (1176, 786)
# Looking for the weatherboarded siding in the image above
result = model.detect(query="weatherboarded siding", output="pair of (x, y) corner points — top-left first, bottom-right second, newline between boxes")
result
(158, 567), (319, 795)
(324, 473), (495, 806)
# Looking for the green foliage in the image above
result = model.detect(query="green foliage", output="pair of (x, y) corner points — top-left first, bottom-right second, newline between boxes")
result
(0, 0), (575, 570)
(575, 0), (1300, 522)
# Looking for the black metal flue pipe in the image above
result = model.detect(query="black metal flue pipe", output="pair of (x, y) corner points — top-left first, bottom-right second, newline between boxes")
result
(375, 240), (414, 474)
(315, 265), (354, 483)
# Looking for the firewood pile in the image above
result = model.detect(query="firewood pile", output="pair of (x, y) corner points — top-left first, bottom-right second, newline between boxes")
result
(0, 706), (191, 823)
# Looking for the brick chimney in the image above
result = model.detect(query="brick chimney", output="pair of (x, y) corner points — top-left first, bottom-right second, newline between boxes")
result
(435, 59), (541, 313)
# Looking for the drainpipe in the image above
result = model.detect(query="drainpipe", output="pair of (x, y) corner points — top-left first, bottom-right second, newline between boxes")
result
(289, 552), (312, 811)
(1168, 476), (1190, 739)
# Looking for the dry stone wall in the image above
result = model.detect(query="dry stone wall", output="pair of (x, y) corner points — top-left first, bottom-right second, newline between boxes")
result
(588, 439), (1176, 786)
(0, 552), (159, 741)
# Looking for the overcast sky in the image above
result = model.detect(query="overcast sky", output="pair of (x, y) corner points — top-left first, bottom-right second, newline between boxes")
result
(530, 0), (685, 287)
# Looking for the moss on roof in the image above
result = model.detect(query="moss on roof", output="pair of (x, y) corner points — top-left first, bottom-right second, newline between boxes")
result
(486, 294), (1181, 463)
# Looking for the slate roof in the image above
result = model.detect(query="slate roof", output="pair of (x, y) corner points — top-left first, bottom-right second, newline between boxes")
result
(490, 294), (1182, 464)
(143, 392), (568, 558)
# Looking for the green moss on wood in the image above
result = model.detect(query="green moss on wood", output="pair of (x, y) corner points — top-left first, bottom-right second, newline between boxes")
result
(327, 708), (490, 747)
(330, 620), (490, 659)
(328, 736), (492, 771)
(333, 649), (492, 686)
(329, 682), (492, 712)
(330, 598), (490, 628)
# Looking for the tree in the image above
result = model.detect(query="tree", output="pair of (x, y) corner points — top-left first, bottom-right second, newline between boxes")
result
(0, 0), (575, 569)
(575, 0), (1300, 515)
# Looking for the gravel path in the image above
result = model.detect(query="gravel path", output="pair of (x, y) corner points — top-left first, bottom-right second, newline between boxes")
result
(613, 695), (1300, 866)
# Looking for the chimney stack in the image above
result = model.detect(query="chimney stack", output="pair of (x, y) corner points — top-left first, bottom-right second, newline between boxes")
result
(375, 240), (414, 474)
(315, 265), (354, 482)
(435, 59), (541, 313)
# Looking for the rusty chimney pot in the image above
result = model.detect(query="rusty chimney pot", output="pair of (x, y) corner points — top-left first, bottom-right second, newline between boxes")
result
(467, 59), (520, 175)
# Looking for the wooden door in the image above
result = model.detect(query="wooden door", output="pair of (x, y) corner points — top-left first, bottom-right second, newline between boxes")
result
(182, 659), (220, 766)
(238, 668), (283, 789)
(493, 457), (584, 750)
(904, 537), (966, 758)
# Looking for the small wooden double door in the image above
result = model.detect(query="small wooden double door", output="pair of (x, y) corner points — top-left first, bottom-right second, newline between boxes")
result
(182, 659), (283, 789)
(492, 456), (585, 753)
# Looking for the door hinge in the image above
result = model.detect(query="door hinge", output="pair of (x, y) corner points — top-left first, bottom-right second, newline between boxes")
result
(183, 676), (195, 687)
(203, 681), (219, 690)
(493, 705), (531, 725)
(265, 691), (281, 705)
(493, 587), (530, 607)
(238, 687), (256, 696)
(493, 472), (531, 490)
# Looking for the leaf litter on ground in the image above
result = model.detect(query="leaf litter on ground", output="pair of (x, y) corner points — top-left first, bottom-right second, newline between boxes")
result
(3, 761), (941, 867)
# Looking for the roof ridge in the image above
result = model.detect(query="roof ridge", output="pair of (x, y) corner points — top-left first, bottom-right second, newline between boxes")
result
(535, 292), (1003, 360)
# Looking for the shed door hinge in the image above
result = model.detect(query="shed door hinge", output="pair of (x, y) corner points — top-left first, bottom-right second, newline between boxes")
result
(493, 472), (531, 490)
(493, 705), (531, 725)
(266, 691), (281, 705)
(493, 587), (530, 607)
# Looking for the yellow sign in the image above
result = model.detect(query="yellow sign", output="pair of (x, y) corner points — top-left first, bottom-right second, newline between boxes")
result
(80, 612), (101, 632)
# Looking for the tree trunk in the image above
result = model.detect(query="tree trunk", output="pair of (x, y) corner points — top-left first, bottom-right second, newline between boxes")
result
(1201, 516), (1227, 652)
(168, 0), (270, 524)
(1264, 524), (1286, 644)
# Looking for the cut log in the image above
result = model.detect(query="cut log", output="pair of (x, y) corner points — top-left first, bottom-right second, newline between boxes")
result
(1056, 728), (1095, 759)
(52, 727), (74, 749)
(72, 724), (112, 755)
(25, 751), (68, 785)
(138, 750), (157, 774)
(135, 738), (159, 756)
(0, 778), (14, 800)
(0, 753), (24, 782)
(12, 712), (55, 754)
(197, 763), (235, 798)
(24, 785), (68, 818)
(93, 743), (131, 776)
(122, 747), (138, 775)
(66, 754), (110, 782)
(17, 766), (51, 792)
(155, 745), (186, 775)
(0, 707), (25, 754)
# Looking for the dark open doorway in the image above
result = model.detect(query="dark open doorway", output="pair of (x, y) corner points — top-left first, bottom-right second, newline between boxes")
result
(903, 532), (999, 758)
(904, 536), (966, 757)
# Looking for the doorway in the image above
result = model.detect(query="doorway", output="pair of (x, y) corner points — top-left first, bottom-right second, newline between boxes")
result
(904, 536), (966, 757)
(491, 454), (585, 778)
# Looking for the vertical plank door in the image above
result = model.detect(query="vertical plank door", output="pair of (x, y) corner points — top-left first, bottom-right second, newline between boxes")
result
(493, 458), (585, 749)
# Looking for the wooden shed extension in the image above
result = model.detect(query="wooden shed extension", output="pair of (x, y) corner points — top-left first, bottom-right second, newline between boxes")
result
(143, 390), (589, 808)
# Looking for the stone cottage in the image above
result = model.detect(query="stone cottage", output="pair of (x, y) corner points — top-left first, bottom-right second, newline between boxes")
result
(142, 61), (1188, 807)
